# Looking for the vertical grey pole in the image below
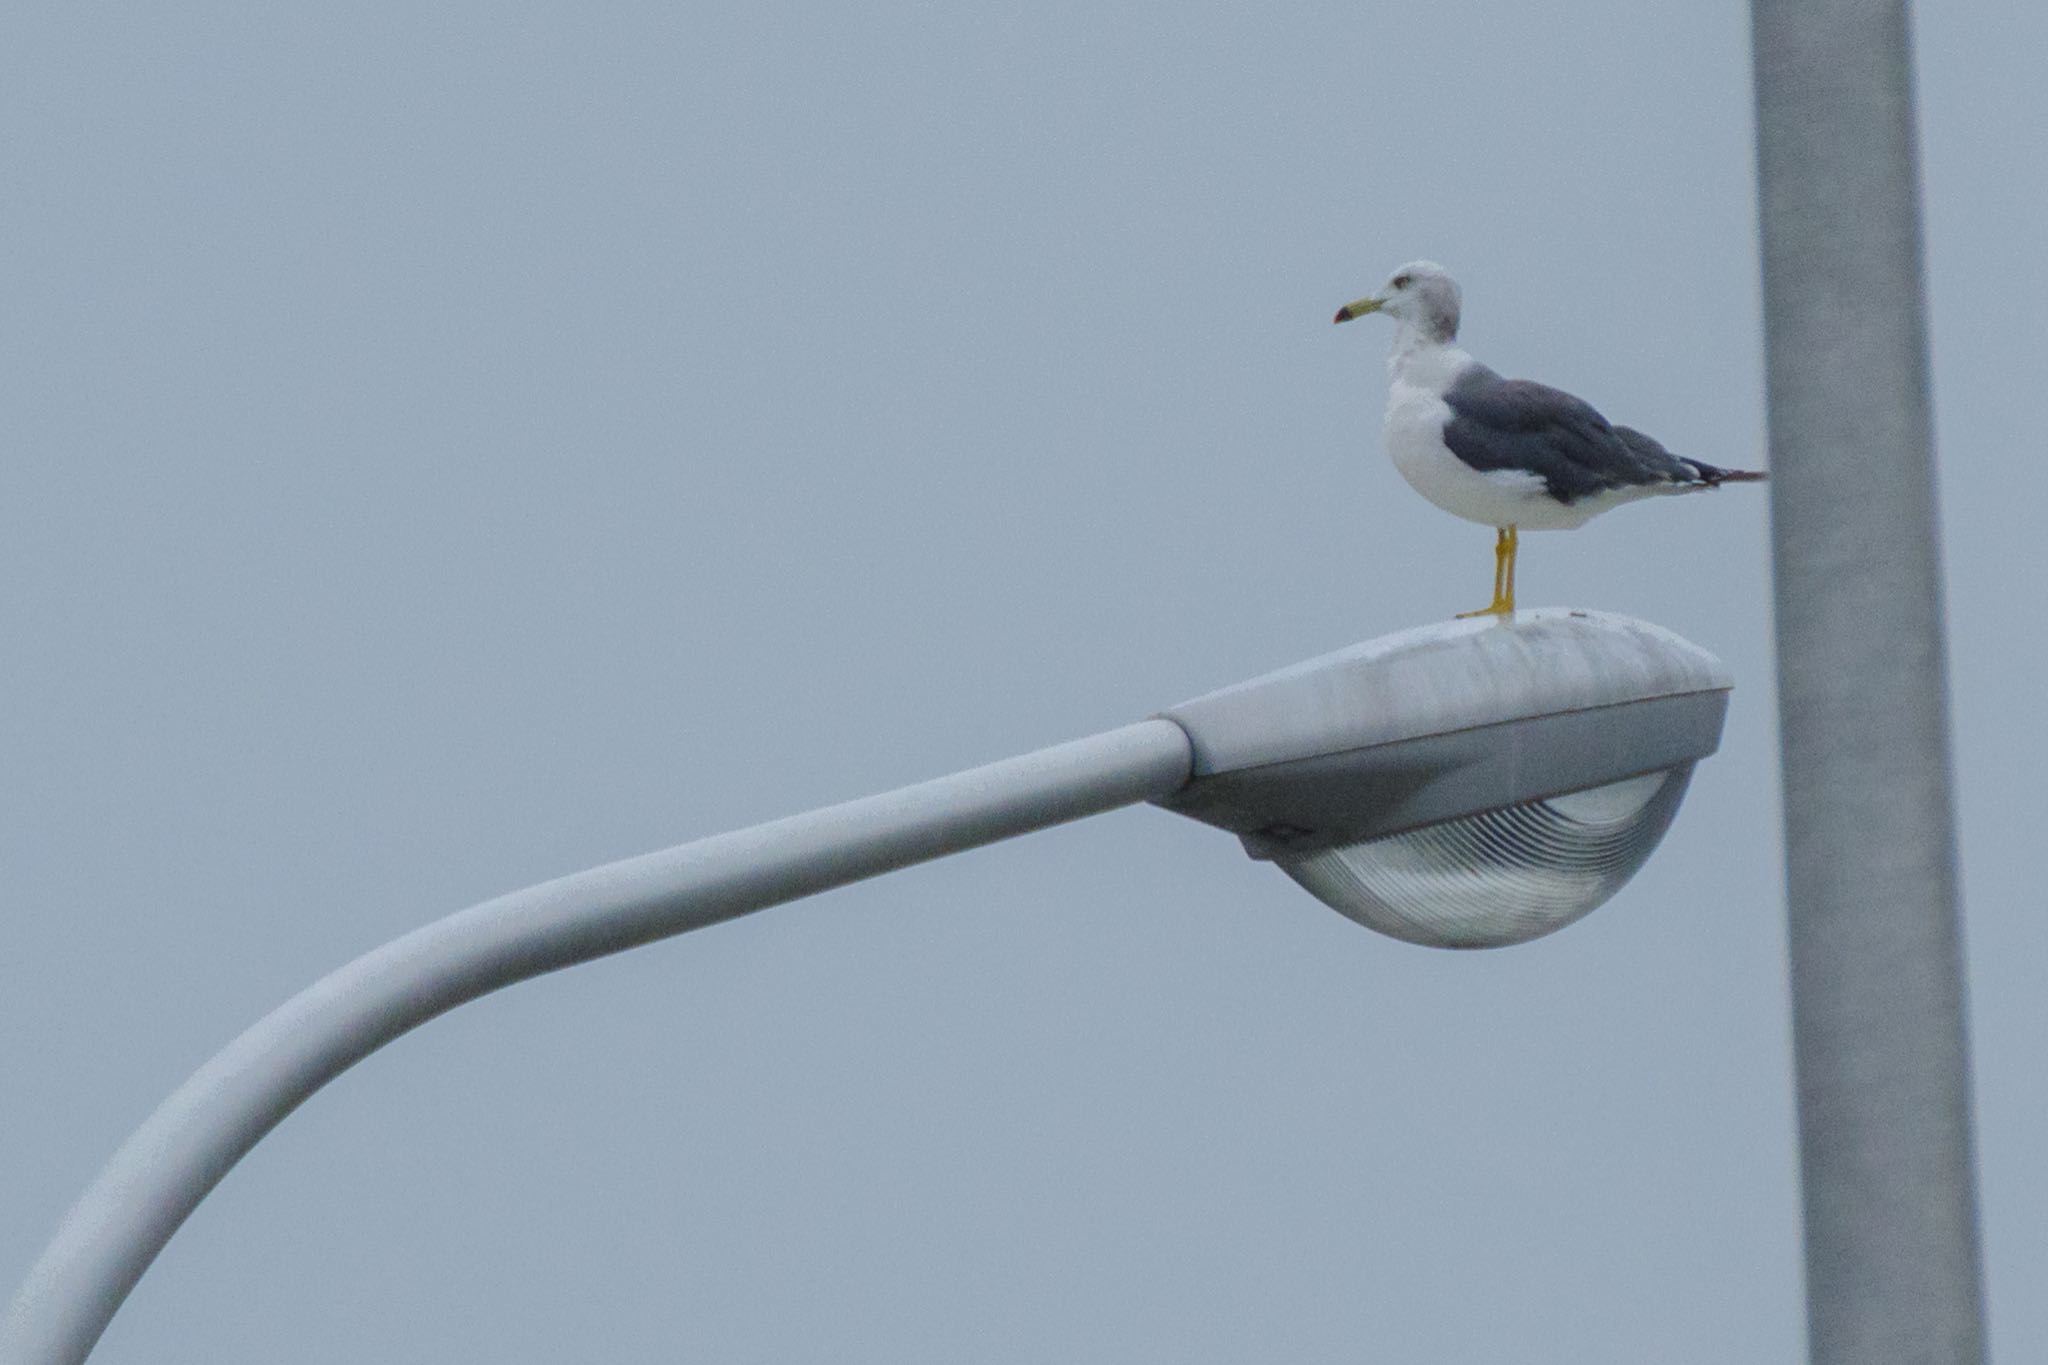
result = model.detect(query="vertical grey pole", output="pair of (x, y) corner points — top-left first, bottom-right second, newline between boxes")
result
(1749, 3), (1986, 1362)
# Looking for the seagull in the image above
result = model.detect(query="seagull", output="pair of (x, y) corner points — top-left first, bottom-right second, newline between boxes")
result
(1334, 261), (1765, 617)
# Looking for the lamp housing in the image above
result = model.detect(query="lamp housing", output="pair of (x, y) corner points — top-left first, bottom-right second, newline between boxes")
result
(1152, 609), (1732, 947)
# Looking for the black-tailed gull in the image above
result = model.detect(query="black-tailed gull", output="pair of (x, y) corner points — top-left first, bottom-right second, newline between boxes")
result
(1334, 260), (1765, 617)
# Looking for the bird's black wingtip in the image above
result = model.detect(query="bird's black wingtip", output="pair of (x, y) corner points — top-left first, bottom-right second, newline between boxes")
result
(1688, 462), (1770, 487)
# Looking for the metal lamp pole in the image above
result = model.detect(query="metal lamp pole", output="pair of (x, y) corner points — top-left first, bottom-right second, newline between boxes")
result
(0, 722), (1193, 1365)
(1749, 1), (1987, 1360)
(2, 610), (1741, 1364)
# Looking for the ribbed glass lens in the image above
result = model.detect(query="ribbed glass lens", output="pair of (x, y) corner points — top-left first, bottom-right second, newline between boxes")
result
(1276, 765), (1694, 948)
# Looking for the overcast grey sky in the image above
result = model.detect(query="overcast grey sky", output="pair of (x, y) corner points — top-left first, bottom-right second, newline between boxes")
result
(4, 2), (2043, 1360)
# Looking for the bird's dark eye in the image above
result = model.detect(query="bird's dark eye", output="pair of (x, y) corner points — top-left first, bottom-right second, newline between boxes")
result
(1392, 274), (1413, 289)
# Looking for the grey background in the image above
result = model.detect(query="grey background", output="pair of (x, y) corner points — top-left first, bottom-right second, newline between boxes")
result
(2, 2), (2039, 1361)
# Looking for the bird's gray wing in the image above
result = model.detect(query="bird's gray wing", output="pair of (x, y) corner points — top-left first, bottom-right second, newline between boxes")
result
(1440, 365), (1696, 503)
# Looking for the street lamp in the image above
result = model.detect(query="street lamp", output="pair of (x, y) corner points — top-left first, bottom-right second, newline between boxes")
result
(1155, 608), (1728, 947)
(2, 607), (1732, 1365)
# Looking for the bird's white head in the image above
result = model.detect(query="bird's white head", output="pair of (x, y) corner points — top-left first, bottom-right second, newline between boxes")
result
(1334, 260), (1462, 344)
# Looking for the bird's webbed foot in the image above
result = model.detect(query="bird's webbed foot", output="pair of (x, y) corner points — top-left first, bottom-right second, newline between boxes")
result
(1455, 527), (1519, 619)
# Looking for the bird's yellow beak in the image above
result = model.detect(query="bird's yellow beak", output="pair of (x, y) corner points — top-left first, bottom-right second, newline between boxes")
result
(1333, 296), (1384, 324)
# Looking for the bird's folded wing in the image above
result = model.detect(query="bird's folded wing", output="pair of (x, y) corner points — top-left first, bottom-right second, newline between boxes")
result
(1440, 368), (1695, 501)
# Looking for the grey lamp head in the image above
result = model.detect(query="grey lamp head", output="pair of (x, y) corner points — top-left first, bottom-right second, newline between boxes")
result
(1153, 609), (1732, 948)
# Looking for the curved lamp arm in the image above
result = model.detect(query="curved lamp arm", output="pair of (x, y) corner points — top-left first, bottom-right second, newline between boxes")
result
(2, 720), (1192, 1365)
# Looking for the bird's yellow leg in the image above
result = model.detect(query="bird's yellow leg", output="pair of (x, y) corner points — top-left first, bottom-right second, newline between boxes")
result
(1456, 526), (1518, 618)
